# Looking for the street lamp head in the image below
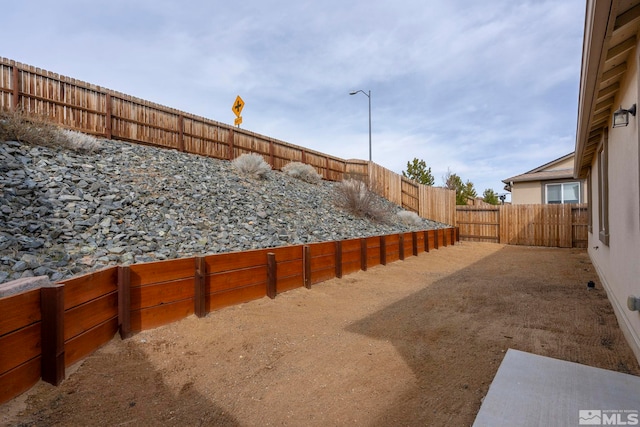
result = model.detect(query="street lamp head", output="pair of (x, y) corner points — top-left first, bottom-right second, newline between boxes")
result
(349, 91), (358, 95)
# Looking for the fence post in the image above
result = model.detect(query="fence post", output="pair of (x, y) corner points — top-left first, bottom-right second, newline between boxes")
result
(12, 64), (20, 110)
(303, 245), (311, 289)
(335, 241), (343, 278)
(178, 114), (185, 152)
(412, 232), (418, 256)
(105, 93), (112, 140)
(434, 230), (439, 249)
(228, 128), (235, 160)
(40, 284), (65, 386)
(380, 236), (387, 265)
(118, 266), (131, 339)
(399, 234), (405, 260)
(425, 230), (430, 252)
(456, 227), (460, 242)
(195, 256), (207, 317)
(269, 140), (274, 168)
(267, 253), (276, 299)
(325, 156), (330, 180)
(360, 238), (367, 271)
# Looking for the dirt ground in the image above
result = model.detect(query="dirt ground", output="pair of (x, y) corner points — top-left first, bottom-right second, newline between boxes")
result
(2, 242), (639, 426)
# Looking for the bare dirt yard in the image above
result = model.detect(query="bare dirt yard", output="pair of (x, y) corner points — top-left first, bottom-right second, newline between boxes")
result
(2, 242), (639, 426)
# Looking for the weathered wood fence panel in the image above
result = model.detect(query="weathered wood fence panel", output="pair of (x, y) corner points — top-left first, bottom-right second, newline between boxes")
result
(456, 204), (588, 248)
(0, 57), (456, 226)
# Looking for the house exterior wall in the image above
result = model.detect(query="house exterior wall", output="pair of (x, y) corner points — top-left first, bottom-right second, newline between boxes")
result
(511, 181), (542, 204)
(588, 44), (640, 363)
(511, 179), (587, 205)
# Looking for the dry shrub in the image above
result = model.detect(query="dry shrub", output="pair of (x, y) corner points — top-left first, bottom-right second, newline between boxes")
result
(397, 210), (423, 227)
(232, 153), (272, 179)
(0, 109), (101, 153)
(333, 178), (392, 223)
(282, 161), (322, 184)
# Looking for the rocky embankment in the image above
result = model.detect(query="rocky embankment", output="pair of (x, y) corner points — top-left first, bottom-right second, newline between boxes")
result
(0, 138), (446, 284)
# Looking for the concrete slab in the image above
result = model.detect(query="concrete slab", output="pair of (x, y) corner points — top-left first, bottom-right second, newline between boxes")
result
(473, 349), (640, 427)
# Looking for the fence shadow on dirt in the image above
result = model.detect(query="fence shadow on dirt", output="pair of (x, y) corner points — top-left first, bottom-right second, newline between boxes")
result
(346, 244), (640, 426)
(2, 340), (240, 426)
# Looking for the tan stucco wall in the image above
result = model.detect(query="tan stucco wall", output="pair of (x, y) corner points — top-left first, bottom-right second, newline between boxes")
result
(511, 181), (543, 204)
(510, 179), (587, 205)
(543, 157), (574, 171)
(588, 44), (640, 363)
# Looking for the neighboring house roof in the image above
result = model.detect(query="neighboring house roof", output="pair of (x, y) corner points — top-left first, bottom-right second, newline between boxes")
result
(502, 152), (575, 191)
(575, 0), (640, 178)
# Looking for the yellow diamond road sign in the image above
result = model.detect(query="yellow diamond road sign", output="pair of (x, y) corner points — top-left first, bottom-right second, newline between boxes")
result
(232, 95), (244, 117)
(234, 116), (242, 126)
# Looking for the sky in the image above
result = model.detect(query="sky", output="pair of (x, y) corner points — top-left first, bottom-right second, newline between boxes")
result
(4, 0), (586, 199)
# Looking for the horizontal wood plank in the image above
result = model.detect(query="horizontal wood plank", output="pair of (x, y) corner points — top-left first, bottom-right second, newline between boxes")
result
(130, 299), (193, 332)
(205, 249), (269, 274)
(129, 257), (195, 286)
(0, 356), (40, 405)
(208, 285), (266, 311)
(130, 278), (194, 310)
(59, 267), (118, 310)
(0, 323), (40, 375)
(0, 289), (40, 336)
(64, 317), (118, 367)
(64, 291), (118, 341)
(207, 266), (267, 293)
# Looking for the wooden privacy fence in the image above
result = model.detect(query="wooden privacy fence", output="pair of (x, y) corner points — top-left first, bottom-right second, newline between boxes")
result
(0, 57), (455, 225)
(456, 204), (588, 248)
(0, 228), (458, 405)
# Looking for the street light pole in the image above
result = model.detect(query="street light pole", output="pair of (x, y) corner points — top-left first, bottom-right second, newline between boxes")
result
(349, 89), (372, 162)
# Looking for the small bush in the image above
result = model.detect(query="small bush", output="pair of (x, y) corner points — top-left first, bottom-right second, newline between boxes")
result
(0, 109), (101, 153)
(282, 162), (322, 184)
(59, 129), (101, 153)
(232, 153), (272, 179)
(1, 109), (63, 147)
(397, 210), (423, 227)
(333, 179), (392, 223)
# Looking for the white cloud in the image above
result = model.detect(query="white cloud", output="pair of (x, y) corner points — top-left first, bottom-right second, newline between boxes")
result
(4, 0), (585, 199)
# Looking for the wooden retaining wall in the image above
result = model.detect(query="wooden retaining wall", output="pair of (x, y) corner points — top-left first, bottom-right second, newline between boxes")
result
(0, 57), (456, 226)
(0, 228), (458, 405)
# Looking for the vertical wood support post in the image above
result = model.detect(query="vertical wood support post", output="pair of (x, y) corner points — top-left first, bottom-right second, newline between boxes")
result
(412, 232), (418, 256)
(443, 229), (448, 247)
(195, 256), (207, 317)
(12, 65), (20, 110)
(118, 266), (131, 339)
(380, 236), (387, 266)
(434, 230), (439, 249)
(40, 284), (65, 386)
(269, 140), (274, 168)
(360, 238), (367, 271)
(303, 245), (311, 289)
(267, 253), (277, 299)
(450, 228), (455, 245)
(335, 241), (343, 278)
(399, 234), (405, 260)
(325, 156), (330, 180)
(424, 230), (430, 252)
(178, 114), (185, 152)
(456, 227), (460, 242)
(228, 128), (235, 160)
(105, 93), (112, 140)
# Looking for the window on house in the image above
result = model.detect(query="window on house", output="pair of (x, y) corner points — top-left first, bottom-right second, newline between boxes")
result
(545, 182), (581, 204)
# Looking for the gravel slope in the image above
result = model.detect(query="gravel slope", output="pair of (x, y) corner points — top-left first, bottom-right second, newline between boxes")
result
(0, 138), (446, 285)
